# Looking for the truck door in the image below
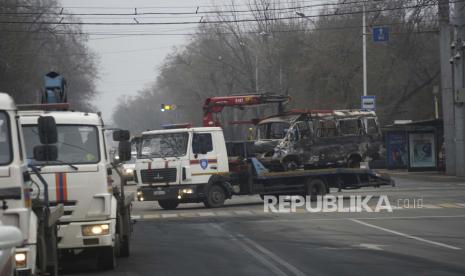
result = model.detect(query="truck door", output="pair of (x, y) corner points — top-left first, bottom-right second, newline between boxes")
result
(190, 132), (218, 184)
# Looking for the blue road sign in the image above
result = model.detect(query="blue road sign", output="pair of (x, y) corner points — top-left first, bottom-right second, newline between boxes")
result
(373, 26), (389, 42)
(361, 95), (376, 111)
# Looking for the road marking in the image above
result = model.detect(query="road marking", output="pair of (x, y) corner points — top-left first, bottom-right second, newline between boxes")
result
(422, 204), (442, 209)
(254, 215), (465, 224)
(351, 219), (461, 250)
(161, 213), (178, 218)
(235, 210), (253, 215)
(456, 203), (465, 207)
(238, 234), (307, 276)
(215, 211), (234, 216)
(179, 212), (198, 217)
(198, 212), (215, 217)
(355, 243), (384, 251)
(142, 214), (160, 219)
(437, 203), (460, 208)
(210, 224), (288, 276)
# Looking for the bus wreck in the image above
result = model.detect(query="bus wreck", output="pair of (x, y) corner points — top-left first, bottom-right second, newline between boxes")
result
(254, 110), (385, 170)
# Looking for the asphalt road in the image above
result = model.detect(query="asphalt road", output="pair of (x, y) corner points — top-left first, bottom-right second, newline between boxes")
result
(64, 175), (465, 276)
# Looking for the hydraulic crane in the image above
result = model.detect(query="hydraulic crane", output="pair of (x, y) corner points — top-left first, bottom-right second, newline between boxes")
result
(202, 94), (290, 127)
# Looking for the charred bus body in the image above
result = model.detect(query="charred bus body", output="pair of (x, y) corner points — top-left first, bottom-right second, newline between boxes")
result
(254, 110), (385, 170)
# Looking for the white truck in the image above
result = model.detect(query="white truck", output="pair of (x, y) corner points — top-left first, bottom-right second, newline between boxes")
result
(0, 93), (63, 276)
(19, 108), (134, 270)
(134, 126), (394, 209)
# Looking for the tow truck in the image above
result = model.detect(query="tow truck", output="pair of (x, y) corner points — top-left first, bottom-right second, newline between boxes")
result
(0, 92), (63, 275)
(135, 125), (394, 209)
(18, 72), (134, 270)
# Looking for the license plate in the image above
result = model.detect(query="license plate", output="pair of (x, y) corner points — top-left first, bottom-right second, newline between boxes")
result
(153, 191), (166, 195)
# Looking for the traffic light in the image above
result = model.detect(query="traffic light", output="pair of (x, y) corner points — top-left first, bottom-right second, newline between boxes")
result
(160, 104), (175, 112)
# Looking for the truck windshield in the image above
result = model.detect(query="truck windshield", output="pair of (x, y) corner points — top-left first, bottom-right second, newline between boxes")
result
(23, 125), (100, 165)
(139, 132), (188, 158)
(0, 112), (12, 165)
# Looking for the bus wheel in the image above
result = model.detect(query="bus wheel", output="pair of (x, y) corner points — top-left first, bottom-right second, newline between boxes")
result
(204, 185), (225, 208)
(158, 200), (179, 210)
(306, 178), (327, 201)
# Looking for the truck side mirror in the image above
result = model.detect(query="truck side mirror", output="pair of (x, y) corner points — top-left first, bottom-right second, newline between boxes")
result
(33, 145), (58, 161)
(118, 141), (131, 162)
(113, 130), (130, 142)
(38, 116), (57, 144)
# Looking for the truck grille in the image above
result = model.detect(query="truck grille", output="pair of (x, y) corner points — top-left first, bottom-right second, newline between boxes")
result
(140, 168), (177, 183)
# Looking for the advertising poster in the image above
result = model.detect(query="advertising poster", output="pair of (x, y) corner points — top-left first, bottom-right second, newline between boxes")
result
(386, 132), (408, 168)
(408, 132), (436, 168)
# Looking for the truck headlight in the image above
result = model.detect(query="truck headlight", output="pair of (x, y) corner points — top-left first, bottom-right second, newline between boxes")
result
(125, 168), (134, 174)
(15, 252), (27, 268)
(82, 224), (110, 236)
(180, 188), (193, 194)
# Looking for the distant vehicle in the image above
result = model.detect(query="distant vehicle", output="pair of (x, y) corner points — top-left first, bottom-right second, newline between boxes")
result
(254, 109), (385, 170)
(121, 136), (141, 182)
(134, 125), (393, 210)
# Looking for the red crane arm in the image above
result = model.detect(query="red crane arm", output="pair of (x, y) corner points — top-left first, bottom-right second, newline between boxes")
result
(202, 94), (290, 127)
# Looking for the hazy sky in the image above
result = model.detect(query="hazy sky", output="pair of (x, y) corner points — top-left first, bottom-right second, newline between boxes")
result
(59, 0), (227, 123)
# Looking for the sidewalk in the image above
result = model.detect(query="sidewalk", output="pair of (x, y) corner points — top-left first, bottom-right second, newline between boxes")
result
(378, 169), (465, 183)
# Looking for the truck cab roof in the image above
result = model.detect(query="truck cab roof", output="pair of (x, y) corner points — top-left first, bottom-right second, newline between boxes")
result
(142, 127), (222, 135)
(18, 110), (103, 126)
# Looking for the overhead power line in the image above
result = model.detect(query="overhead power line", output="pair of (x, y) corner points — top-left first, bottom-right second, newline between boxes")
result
(0, 1), (447, 26)
(0, 0), (381, 16)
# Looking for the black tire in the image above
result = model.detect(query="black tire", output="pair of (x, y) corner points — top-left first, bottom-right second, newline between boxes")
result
(282, 159), (299, 171)
(119, 235), (130, 257)
(306, 178), (327, 201)
(46, 225), (59, 276)
(158, 200), (179, 210)
(97, 246), (116, 271)
(36, 235), (47, 275)
(203, 185), (226, 208)
(119, 207), (131, 257)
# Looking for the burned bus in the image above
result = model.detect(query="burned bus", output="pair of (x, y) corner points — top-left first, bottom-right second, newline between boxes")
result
(254, 110), (385, 170)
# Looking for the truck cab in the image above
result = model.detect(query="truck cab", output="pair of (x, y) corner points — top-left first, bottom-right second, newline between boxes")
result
(19, 110), (133, 270)
(135, 127), (231, 209)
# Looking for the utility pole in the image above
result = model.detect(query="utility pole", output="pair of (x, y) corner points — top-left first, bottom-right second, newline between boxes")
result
(362, 2), (368, 96)
(438, 0), (456, 175)
(452, 1), (465, 176)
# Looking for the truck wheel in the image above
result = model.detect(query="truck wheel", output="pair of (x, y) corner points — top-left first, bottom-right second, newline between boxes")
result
(306, 178), (327, 201)
(36, 235), (47, 275)
(158, 200), (179, 210)
(282, 159), (299, 171)
(97, 246), (116, 270)
(119, 206), (131, 257)
(204, 185), (225, 208)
